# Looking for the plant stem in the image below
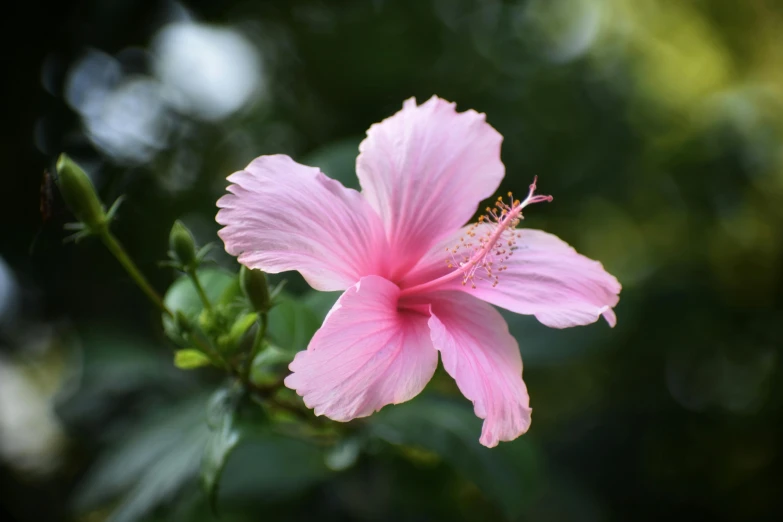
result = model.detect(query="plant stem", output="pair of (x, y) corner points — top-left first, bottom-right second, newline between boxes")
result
(97, 229), (225, 364)
(186, 267), (213, 312)
(243, 313), (268, 382)
(99, 230), (172, 317)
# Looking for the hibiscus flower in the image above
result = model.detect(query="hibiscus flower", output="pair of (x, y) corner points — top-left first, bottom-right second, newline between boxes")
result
(216, 96), (620, 447)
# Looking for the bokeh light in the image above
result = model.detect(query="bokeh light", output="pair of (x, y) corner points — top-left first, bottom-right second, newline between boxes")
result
(153, 21), (264, 121)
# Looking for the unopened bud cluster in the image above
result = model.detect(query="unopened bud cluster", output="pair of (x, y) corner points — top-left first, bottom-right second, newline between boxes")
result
(240, 266), (271, 314)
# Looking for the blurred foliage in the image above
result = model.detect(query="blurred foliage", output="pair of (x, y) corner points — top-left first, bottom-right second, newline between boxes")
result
(3, 0), (783, 521)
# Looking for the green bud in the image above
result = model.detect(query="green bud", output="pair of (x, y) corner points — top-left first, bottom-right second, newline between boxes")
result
(169, 220), (197, 268)
(240, 266), (271, 313)
(55, 154), (106, 230)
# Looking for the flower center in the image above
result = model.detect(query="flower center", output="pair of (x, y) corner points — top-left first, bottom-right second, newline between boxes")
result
(399, 177), (552, 297)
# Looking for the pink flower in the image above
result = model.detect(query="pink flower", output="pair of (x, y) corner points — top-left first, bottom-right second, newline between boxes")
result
(216, 96), (620, 447)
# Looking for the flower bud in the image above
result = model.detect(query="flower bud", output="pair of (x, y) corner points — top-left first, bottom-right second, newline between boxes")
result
(169, 220), (197, 268)
(240, 266), (271, 314)
(55, 154), (106, 230)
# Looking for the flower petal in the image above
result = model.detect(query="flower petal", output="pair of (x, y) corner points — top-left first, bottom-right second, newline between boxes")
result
(356, 96), (505, 279)
(403, 226), (621, 329)
(284, 275), (437, 421)
(425, 291), (531, 448)
(217, 155), (389, 291)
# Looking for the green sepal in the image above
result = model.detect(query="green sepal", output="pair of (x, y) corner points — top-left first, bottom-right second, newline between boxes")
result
(195, 242), (216, 263)
(218, 312), (258, 353)
(105, 195), (125, 222)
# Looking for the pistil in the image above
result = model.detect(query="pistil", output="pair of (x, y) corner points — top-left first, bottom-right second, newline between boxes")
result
(399, 177), (551, 297)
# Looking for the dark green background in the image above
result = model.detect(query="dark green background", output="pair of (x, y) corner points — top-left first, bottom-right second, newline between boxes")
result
(2, 1), (783, 521)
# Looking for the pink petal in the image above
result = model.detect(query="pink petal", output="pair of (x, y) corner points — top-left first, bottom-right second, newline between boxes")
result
(216, 155), (389, 291)
(284, 275), (437, 421)
(424, 291), (531, 448)
(403, 226), (621, 329)
(356, 96), (505, 280)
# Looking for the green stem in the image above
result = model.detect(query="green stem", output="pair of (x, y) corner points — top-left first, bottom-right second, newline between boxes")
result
(97, 229), (223, 365)
(243, 313), (268, 382)
(99, 230), (172, 317)
(186, 267), (213, 312)
(97, 228), (231, 375)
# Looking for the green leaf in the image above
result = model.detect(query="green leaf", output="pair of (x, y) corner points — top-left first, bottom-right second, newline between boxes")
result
(262, 290), (339, 353)
(303, 290), (341, 321)
(71, 397), (209, 522)
(162, 268), (235, 343)
(249, 345), (295, 387)
(500, 309), (616, 367)
(218, 435), (330, 502)
(324, 437), (360, 471)
(368, 395), (542, 519)
(55, 332), (190, 426)
(201, 386), (243, 515)
(266, 294), (323, 353)
(217, 276), (242, 307)
(174, 349), (211, 369)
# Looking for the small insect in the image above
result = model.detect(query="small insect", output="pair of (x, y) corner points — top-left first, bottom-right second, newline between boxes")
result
(30, 169), (60, 254)
(40, 168), (56, 222)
